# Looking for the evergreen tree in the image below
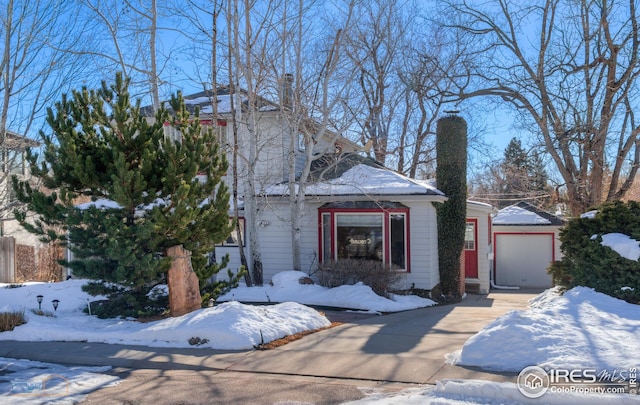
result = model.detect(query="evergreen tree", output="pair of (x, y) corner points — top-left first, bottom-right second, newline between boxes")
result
(436, 115), (467, 301)
(13, 73), (237, 317)
(499, 137), (552, 209)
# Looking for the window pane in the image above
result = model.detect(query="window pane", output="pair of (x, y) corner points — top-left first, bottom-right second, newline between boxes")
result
(322, 213), (332, 260)
(390, 214), (406, 269)
(465, 222), (475, 250)
(7, 150), (23, 175)
(336, 214), (383, 262)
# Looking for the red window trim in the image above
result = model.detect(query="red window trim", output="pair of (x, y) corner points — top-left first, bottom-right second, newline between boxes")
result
(318, 207), (411, 272)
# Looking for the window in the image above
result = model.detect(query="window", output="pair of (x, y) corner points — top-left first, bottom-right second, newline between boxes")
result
(218, 217), (245, 246)
(2, 149), (24, 175)
(163, 120), (227, 145)
(319, 202), (409, 271)
(336, 214), (383, 261)
(465, 221), (476, 250)
(390, 214), (407, 269)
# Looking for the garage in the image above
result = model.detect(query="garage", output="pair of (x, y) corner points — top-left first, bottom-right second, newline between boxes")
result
(494, 233), (554, 287)
(492, 202), (566, 288)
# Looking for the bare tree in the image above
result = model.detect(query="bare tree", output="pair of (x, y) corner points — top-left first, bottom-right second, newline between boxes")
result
(343, 0), (409, 165)
(396, 23), (472, 179)
(0, 0), (83, 215)
(253, 0), (358, 271)
(443, 0), (640, 215)
(77, 0), (176, 110)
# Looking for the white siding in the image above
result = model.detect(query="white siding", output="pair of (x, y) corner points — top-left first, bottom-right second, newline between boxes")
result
(214, 197), (441, 290)
(255, 201), (321, 283)
(403, 201), (440, 290)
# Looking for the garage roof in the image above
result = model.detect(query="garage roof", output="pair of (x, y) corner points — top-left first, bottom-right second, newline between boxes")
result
(493, 201), (566, 226)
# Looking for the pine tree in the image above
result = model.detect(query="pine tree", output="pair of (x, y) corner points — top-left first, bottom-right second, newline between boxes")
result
(500, 137), (552, 209)
(13, 73), (237, 317)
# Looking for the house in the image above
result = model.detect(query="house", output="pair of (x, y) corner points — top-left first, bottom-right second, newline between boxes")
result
(141, 86), (494, 294)
(492, 201), (566, 288)
(0, 131), (60, 283)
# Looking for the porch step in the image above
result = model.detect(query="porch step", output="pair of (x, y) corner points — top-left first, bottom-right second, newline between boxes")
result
(464, 283), (480, 294)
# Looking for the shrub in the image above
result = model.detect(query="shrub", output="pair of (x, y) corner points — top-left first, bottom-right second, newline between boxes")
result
(83, 281), (169, 319)
(315, 259), (404, 298)
(201, 266), (246, 306)
(0, 310), (26, 332)
(551, 201), (640, 303)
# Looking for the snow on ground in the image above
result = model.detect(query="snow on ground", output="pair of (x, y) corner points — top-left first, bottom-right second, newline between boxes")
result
(0, 271), (433, 350)
(349, 379), (640, 405)
(2, 269), (640, 404)
(0, 278), (331, 350)
(0, 357), (119, 404)
(219, 270), (437, 312)
(447, 286), (640, 374)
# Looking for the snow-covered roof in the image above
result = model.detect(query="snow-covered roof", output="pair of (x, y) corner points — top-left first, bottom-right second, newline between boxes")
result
(264, 163), (446, 198)
(493, 201), (565, 226)
(140, 88), (276, 117)
(466, 200), (495, 213)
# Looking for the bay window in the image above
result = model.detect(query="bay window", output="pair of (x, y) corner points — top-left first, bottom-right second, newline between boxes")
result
(319, 202), (409, 271)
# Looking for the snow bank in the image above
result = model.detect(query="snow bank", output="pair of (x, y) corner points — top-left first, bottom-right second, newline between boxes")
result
(220, 270), (436, 312)
(447, 286), (640, 373)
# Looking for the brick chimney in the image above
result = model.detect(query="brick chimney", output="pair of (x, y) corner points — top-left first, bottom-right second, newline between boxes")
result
(282, 73), (294, 109)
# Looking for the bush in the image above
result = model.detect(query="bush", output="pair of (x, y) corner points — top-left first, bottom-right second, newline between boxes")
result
(0, 310), (26, 332)
(83, 281), (169, 319)
(201, 266), (246, 306)
(315, 259), (404, 298)
(551, 201), (640, 303)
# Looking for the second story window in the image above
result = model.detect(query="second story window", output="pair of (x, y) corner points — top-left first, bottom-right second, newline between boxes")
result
(2, 149), (25, 175)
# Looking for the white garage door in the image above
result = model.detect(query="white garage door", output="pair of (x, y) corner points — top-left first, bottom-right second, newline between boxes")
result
(495, 233), (553, 288)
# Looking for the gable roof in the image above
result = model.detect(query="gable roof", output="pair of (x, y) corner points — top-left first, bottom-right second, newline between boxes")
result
(493, 201), (565, 226)
(140, 88), (361, 152)
(3, 130), (40, 149)
(140, 87), (277, 117)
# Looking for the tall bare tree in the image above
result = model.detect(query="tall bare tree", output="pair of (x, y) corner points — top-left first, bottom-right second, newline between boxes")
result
(443, 0), (640, 215)
(343, 0), (408, 165)
(77, 0), (175, 110)
(396, 22), (472, 179)
(0, 0), (83, 216)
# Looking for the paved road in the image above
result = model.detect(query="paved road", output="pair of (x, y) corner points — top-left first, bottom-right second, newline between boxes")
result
(1, 290), (538, 404)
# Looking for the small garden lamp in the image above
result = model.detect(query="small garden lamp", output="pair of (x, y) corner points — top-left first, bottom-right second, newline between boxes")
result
(36, 295), (43, 311)
(52, 299), (60, 312)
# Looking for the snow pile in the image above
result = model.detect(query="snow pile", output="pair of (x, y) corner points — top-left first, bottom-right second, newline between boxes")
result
(0, 357), (119, 404)
(219, 270), (437, 312)
(595, 232), (640, 261)
(0, 279), (330, 350)
(0, 270), (435, 350)
(447, 286), (640, 373)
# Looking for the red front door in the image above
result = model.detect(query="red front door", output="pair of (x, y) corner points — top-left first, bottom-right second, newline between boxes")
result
(465, 219), (478, 278)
